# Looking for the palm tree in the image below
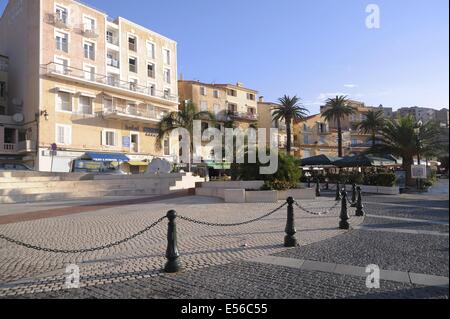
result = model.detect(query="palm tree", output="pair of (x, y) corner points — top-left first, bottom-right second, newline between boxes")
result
(321, 95), (357, 157)
(272, 95), (309, 154)
(369, 116), (442, 186)
(357, 110), (385, 147)
(157, 101), (215, 169)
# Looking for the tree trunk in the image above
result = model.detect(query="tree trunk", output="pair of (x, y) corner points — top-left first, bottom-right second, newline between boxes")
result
(372, 132), (376, 148)
(337, 118), (343, 157)
(286, 119), (292, 155)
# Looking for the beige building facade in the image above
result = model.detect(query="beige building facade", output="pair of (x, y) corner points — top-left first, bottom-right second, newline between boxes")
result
(178, 80), (258, 161)
(0, 0), (179, 172)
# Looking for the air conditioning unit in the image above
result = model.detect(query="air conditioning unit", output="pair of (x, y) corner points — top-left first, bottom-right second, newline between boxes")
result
(12, 113), (24, 123)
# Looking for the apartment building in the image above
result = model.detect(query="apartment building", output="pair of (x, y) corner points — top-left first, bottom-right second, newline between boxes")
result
(293, 114), (346, 159)
(178, 80), (258, 161)
(257, 98), (294, 152)
(0, 0), (179, 172)
(435, 108), (449, 127)
(396, 106), (437, 124)
(0, 55), (7, 115)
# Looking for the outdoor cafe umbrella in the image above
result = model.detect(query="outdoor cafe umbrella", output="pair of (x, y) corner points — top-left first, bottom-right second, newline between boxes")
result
(332, 154), (397, 168)
(300, 155), (342, 167)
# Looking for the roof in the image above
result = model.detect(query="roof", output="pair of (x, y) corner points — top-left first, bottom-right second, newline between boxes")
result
(333, 155), (397, 168)
(300, 155), (342, 167)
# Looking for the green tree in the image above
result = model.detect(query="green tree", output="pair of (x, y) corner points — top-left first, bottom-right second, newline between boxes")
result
(369, 116), (442, 186)
(357, 109), (385, 147)
(321, 95), (357, 157)
(157, 101), (215, 169)
(272, 95), (309, 154)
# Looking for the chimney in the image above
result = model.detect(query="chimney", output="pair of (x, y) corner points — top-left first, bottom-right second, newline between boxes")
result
(179, 72), (184, 81)
(236, 82), (244, 87)
(258, 96), (264, 103)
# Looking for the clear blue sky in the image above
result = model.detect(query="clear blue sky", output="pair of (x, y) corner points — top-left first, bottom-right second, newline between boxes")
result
(1, 0), (448, 114)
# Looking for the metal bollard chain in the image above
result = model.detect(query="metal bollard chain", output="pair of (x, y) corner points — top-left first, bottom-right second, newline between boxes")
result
(0, 216), (167, 254)
(178, 202), (288, 227)
(294, 200), (340, 216)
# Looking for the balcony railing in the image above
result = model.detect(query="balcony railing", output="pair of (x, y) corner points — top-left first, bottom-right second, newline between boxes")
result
(228, 111), (258, 121)
(83, 28), (99, 39)
(103, 105), (167, 122)
(107, 58), (120, 68)
(106, 35), (119, 46)
(42, 62), (179, 103)
(48, 13), (70, 29)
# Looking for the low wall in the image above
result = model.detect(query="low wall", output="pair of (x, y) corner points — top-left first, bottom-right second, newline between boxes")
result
(196, 181), (316, 203)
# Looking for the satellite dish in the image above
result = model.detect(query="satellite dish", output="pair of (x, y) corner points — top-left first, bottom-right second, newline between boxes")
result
(146, 158), (172, 174)
(12, 113), (24, 123)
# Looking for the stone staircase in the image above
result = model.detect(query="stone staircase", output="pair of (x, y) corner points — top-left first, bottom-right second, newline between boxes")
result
(0, 172), (204, 204)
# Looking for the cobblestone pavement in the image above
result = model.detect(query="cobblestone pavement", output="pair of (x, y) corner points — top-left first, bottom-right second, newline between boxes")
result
(3, 190), (447, 300)
(0, 195), (358, 297)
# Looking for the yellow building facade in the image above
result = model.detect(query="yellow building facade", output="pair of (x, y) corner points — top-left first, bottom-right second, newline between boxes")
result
(0, 0), (180, 172)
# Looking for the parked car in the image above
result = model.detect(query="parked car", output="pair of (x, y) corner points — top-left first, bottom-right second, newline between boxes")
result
(0, 161), (34, 171)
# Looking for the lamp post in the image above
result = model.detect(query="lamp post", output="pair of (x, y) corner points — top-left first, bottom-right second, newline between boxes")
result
(414, 120), (423, 190)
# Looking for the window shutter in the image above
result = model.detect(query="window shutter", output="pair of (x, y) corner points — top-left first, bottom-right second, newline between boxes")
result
(101, 130), (105, 146)
(66, 126), (72, 145)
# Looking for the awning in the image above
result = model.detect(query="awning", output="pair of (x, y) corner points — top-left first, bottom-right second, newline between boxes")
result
(127, 161), (149, 167)
(78, 92), (97, 98)
(333, 155), (396, 168)
(83, 152), (130, 163)
(56, 87), (76, 94)
(300, 155), (342, 167)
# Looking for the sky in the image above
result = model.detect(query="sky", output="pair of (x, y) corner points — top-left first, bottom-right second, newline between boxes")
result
(0, 0), (448, 114)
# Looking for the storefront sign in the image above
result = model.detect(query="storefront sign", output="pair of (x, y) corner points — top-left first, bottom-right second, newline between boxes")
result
(125, 125), (140, 132)
(144, 127), (159, 136)
(411, 165), (427, 179)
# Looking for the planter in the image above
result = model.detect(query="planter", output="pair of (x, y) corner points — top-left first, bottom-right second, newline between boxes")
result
(245, 190), (278, 203)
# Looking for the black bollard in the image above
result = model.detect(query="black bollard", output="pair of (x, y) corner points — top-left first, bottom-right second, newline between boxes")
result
(339, 190), (350, 230)
(355, 187), (366, 217)
(164, 210), (181, 273)
(307, 177), (311, 188)
(284, 197), (298, 247)
(351, 183), (357, 207)
(316, 178), (321, 197)
(335, 181), (341, 201)
(325, 179), (329, 190)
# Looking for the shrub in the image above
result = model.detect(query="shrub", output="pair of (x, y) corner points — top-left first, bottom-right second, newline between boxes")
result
(238, 150), (301, 187)
(261, 179), (295, 191)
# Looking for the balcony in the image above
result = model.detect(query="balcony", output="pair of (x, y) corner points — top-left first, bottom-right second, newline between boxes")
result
(0, 140), (35, 154)
(103, 104), (168, 123)
(47, 13), (70, 29)
(83, 28), (99, 39)
(42, 62), (179, 106)
(228, 111), (258, 122)
(106, 35), (119, 46)
(107, 58), (120, 68)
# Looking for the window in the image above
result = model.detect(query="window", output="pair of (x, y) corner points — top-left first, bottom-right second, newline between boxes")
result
(164, 68), (171, 84)
(128, 35), (137, 51)
(103, 97), (113, 111)
(228, 103), (237, 113)
(129, 78), (138, 91)
(147, 42), (155, 59)
(83, 16), (95, 33)
(319, 135), (326, 144)
(148, 83), (156, 96)
(200, 101), (208, 112)
(164, 88), (171, 99)
(79, 96), (93, 115)
(147, 63), (155, 78)
(352, 139), (359, 146)
(164, 49), (171, 65)
(56, 91), (72, 112)
(103, 130), (118, 147)
(83, 65), (95, 81)
(200, 87), (206, 96)
(55, 6), (68, 24)
(56, 124), (72, 145)
(303, 149), (311, 158)
(129, 57), (137, 73)
(107, 73), (119, 87)
(164, 137), (170, 156)
(54, 57), (69, 74)
(303, 134), (309, 145)
(106, 31), (114, 44)
(55, 32), (68, 52)
(1, 81), (6, 98)
(227, 89), (237, 97)
(213, 90), (220, 98)
(84, 42), (95, 60)
(247, 93), (255, 100)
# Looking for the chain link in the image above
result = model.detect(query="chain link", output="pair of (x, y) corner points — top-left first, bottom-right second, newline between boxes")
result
(178, 202), (288, 227)
(0, 216), (167, 254)
(294, 200), (340, 216)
